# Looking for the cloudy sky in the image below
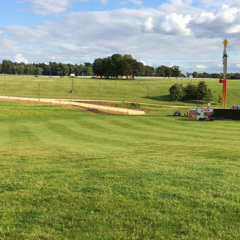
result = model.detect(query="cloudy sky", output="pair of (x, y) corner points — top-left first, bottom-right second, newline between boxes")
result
(0, 0), (240, 73)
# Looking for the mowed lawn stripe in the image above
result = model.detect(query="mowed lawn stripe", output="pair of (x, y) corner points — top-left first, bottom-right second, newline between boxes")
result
(0, 125), (9, 146)
(134, 115), (240, 143)
(5, 123), (44, 147)
(80, 114), (240, 147)
(44, 120), (135, 147)
(26, 120), (139, 156)
(43, 115), (240, 164)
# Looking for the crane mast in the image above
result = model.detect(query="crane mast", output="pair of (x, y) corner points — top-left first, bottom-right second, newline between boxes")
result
(219, 39), (228, 109)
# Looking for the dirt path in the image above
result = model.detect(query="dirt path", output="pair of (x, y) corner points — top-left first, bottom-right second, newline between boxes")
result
(66, 99), (193, 108)
(0, 96), (148, 115)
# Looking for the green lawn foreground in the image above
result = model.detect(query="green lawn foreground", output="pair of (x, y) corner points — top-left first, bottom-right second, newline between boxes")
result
(0, 100), (239, 239)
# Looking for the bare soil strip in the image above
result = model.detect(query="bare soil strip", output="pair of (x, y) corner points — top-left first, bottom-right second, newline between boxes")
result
(0, 96), (147, 115)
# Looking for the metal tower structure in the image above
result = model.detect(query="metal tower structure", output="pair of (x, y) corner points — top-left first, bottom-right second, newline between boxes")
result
(219, 39), (228, 109)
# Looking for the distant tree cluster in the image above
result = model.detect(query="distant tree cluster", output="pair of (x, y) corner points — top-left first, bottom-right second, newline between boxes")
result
(186, 72), (220, 79)
(186, 71), (240, 79)
(228, 73), (240, 79)
(0, 55), (184, 79)
(93, 54), (183, 79)
(92, 54), (145, 79)
(156, 65), (182, 78)
(0, 60), (93, 76)
(169, 81), (213, 101)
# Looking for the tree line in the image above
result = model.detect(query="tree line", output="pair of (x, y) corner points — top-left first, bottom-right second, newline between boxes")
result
(0, 60), (93, 76)
(2, 56), (239, 79)
(186, 71), (240, 79)
(93, 54), (182, 79)
(0, 55), (183, 78)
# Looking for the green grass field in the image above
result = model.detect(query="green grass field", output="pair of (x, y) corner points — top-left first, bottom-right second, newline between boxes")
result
(0, 75), (240, 107)
(0, 76), (240, 239)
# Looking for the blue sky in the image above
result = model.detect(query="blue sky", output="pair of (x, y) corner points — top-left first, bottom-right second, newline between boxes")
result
(0, 0), (240, 73)
(0, 0), (163, 26)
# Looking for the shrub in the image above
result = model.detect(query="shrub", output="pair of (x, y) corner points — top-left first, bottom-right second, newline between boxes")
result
(184, 83), (198, 100)
(197, 81), (208, 100)
(169, 83), (184, 101)
(204, 88), (213, 102)
(169, 81), (213, 102)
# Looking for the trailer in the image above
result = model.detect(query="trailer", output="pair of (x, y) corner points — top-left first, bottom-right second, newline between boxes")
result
(194, 107), (240, 121)
(213, 109), (240, 120)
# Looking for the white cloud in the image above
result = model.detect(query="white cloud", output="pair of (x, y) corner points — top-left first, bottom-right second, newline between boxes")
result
(220, 4), (238, 23)
(159, 0), (199, 15)
(23, 0), (91, 16)
(196, 64), (207, 69)
(2, 1), (240, 73)
(143, 17), (154, 32)
(195, 12), (215, 24)
(14, 53), (29, 64)
(0, 32), (19, 60)
(237, 64), (240, 68)
(160, 13), (192, 36)
(24, 0), (72, 15)
(227, 24), (240, 34)
(129, 0), (143, 6)
(192, 4), (240, 36)
(23, 0), (125, 16)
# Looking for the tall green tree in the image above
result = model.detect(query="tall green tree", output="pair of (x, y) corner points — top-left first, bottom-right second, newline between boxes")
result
(186, 72), (191, 78)
(111, 54), (123, 77)
(192, 71), (198, 78)
(121, 55), (134, 79)
(165, 67), (172, 78)
(172, 66), (181, 78)
(92, 58), (105, 78)
(132, 61), (145, 79)
(156, 65), (167, 77)
(103, 57), (114, 78)
(16, 64), (25, 75)
(144, 66), (155, 76)
(2, 60), (15, 74)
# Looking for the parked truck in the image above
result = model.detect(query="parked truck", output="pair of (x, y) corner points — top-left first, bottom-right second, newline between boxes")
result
(195, 107), (240, 121)
(196, 107), (214, 121)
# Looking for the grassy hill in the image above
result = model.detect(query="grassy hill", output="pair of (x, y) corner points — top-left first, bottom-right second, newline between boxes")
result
(0, 97), (240, 239)
(0, 75), (240, 107)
